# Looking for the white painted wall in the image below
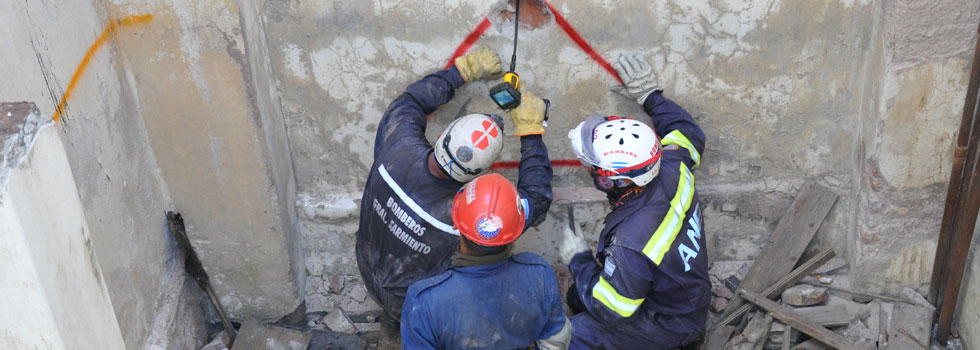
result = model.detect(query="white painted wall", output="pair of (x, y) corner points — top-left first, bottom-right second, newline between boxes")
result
(0, 124), (126, 349)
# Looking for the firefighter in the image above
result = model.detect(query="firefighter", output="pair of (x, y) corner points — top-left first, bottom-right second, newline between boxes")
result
(356, 46), (553, 320)
(401, 173), (569, 350)
(560, 52), (710, 349)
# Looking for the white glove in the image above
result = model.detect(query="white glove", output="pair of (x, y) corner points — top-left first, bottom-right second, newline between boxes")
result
(610, 52), (661, 105)
(559, 223), (590, 265)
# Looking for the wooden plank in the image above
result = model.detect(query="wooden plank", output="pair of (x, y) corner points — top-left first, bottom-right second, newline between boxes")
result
(702, 325), (735, 350)
(782, 326), (793, 350)
(234, 319), (312, 350)
(723, 181), (838, 317)
(739, 289), (862, 350)
(793, 305), (850, 328)
(798, 281), (913, 304)
(720, 247), (836, 326)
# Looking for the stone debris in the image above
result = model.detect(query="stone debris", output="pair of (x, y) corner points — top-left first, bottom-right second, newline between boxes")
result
(321, 308), (358, 335)
(328, 275), (345, 295)
(714, 286), (735, 299)
(725, 312), (772, 350)
(199, 331), (231, 350)
(817, 276), (833, 284)
(348, 284), (368, 303)
(711, 296), (730, 313)
(781, 285), (829, 307)
(767, 321), (799, 347)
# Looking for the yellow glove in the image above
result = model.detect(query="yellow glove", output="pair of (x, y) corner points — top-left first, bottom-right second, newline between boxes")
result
(455, 47), (503, 82)
(509, 89), (546, 136)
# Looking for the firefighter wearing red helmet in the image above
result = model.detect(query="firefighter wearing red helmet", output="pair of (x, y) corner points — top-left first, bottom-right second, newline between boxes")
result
(562, 52), (710, 349)
(401, 174), (570, 350)
(355, 46), (554, 322)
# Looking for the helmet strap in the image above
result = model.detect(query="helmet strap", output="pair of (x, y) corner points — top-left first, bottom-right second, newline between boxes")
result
(434, 152), (456, 180)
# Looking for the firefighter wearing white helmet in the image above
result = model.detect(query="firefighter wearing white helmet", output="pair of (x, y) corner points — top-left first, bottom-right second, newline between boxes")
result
(355, 46), (554, 321)
(561, 52), (710, 350)
(433, 113), (505, 182)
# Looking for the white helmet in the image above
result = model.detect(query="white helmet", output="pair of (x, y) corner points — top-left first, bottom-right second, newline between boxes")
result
(568, 115), (662, 186)
(434, 114), (505, 182)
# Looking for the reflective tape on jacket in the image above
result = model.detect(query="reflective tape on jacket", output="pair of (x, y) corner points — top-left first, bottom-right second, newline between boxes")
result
(592, 276), (644, 318)
(642, 163), (694, 265)
(378, 164), (459, 235)
(662, 130), (700, 169)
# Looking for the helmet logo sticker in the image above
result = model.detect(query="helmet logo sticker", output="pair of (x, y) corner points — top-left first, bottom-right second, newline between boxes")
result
(476, 215), (503, 239)
(456, 146), (473, 162)
(466, 181), (477, 204)
(471, 120), (499, 150)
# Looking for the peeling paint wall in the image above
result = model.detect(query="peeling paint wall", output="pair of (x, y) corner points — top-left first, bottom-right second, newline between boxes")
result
(261, 0), (898, 313)
(854, 0), (980, 297)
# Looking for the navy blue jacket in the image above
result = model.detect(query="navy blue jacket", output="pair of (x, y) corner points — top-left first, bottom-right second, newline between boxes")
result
(401, 253), (566, 349)
(568, 92), (710, 349)
(356, 67), (553, 319)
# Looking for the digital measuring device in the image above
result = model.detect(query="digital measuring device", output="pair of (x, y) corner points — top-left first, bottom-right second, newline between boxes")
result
(489, 0), (523, 110)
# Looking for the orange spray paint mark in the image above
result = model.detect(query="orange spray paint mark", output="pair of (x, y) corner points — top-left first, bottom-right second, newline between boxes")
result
(51, 14), (153, 122)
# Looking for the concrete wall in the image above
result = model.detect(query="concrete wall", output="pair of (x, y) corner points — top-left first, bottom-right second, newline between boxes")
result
(854, 0), (980, 296)
(258, 0), (967, 311)
(957, 224), (980, 349)
(0, 109), (126, 349)
(104, 0), (304, 319)
(0, 0), (180, 346)
(2, 0), (303, 346)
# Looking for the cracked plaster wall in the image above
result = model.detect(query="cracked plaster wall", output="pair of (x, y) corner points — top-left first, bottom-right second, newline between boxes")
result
(260, 0), (903, 313)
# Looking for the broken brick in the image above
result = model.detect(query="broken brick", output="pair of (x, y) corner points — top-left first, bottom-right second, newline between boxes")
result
(781, 284), (828, 307)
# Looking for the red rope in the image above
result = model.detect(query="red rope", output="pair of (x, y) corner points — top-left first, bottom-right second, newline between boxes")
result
(542, 0), (623, 85)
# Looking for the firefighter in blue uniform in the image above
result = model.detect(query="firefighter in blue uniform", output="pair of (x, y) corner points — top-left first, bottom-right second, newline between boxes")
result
(401, 173), (570, 350)
(356, 46), (554, 320)
(560, 52), (710, 349)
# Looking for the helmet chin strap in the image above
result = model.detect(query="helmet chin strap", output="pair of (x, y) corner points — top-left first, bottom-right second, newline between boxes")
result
(434, 152), (456, 179)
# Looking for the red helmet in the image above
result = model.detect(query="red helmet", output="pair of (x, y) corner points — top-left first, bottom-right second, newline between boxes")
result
(451, 173), (526, 247)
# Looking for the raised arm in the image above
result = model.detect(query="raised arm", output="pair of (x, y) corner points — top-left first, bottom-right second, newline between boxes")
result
(373, 67), (465, 158)
(642, 93), (705, 170)
(611, 52), (705, 170)
(374, 47), (503, 157)
(508, 89), (554, 229)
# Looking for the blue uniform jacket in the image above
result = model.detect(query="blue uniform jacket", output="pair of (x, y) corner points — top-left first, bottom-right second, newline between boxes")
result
(401, 253), (566, 349)
(568, 92), (710, 349)
(356, 66), (554, 319)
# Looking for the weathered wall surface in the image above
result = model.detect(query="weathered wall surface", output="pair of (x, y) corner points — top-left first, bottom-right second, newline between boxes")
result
(0, 115), (126, 349)
(958, 224), (980, 349)
(0, 1), (179, 347)
(853, 0), (980, 296)
(262, 0), (888, 312)
(105, 0), (304, 319)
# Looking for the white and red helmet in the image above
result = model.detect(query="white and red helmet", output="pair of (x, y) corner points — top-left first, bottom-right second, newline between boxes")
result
(434, 114), (505, 182)
(568, 115), (662, 186)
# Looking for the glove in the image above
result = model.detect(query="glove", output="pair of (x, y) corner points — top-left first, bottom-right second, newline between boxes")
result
(454, 46), (503, 82)
(508, 88), (547, 136)
(610, 52), (661, 105)
(559, 222), (591, 265)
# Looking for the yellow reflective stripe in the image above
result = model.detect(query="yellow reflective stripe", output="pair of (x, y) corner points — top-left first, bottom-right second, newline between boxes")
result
(642, 163), (695, 265)
(592, 277), (644, 317)
(662, 130), (700, 169)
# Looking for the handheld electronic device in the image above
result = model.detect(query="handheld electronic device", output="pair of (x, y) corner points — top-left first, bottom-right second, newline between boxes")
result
(489, 0), (523, 110)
